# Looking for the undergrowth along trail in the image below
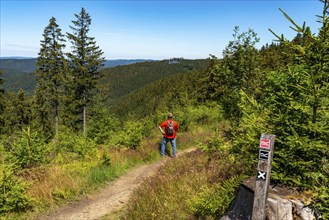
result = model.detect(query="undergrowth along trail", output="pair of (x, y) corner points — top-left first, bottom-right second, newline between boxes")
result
(4, 123), (215, 220)
(39, 148), (198, 220)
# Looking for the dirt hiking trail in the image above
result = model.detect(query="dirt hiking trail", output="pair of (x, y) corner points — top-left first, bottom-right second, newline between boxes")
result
(39, 148), (197, 220)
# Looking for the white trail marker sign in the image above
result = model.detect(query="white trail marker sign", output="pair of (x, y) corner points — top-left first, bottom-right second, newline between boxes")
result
(252, 134), (275, 220)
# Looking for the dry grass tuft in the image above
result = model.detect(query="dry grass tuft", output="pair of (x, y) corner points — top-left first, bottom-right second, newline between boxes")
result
(117, 147), (242, 220)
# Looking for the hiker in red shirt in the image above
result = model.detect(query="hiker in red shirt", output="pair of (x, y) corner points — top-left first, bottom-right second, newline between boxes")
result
(158, 113), (179, 158)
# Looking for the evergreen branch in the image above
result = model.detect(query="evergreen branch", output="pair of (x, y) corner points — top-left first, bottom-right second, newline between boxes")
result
(279, 8), (304, 33)
(268, 28), (285, 42)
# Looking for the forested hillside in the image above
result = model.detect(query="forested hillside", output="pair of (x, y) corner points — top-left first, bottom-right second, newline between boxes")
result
(0, 59), (37, 93)
(0, 58), (154, 94)
(103, 59), (154, 68)
(0, 1), (328, 219)
(0, 58), (152, 73)
(108, 71), (200, 118)
(99, 58), (209, 103)
(0, 58), (37, 73)
(1, 69), (36, 94)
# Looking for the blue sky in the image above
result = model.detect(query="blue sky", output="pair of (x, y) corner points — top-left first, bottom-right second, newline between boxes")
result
(0, 0), (323, 60)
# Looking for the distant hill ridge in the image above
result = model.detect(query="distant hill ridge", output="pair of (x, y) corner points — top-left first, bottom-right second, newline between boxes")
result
(0, 58), (155, 73)
(0, 58), (155, 94)
(0, 58), (209, 99)
(0, 58), (37, 73)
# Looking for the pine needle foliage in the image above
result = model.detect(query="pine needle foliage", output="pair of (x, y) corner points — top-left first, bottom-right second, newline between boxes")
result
(2, 90), (32, 135)
(5, 127), (49, 169)
(0, 70), (5, 135)
(198, 27), (262, 123)
(66, 7), (105, 134)
(265, 1), (329, 190)
(34, 16), (66, 138)
(200, 1), (329, 216)
(231, 1), (329, 215)
(0, 164), (33, 214)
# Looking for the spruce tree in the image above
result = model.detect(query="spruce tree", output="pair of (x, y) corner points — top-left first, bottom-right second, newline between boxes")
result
(0, 70), (5, 134)
(267, 1), (329, 141)
(3, 90), (31, 134)
(35, 17), (66, 138)
(222, 27), (261, 98)
(262, 0), (329, 210)
(66, 7), (105, 134)
(259, 43), (292, 71)
(199, 27), (262, 122)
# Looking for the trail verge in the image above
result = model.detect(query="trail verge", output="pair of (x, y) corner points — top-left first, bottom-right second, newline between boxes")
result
(39, 148), (197, 220)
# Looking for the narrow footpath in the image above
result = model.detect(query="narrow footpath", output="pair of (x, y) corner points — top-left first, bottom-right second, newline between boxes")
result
(39, 148), (197, 220)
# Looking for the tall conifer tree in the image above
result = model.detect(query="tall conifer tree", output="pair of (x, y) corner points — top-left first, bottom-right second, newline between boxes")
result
(198, 27), (261, 121)
(0, 70), (5, 134)
(35, 17), (66, 137)
(262, 0), (329, 203)
(66, 7), (105, 134)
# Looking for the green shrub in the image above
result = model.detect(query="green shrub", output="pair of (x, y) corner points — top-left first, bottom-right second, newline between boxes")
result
(172, 108), (190, 132)
(154, 103), (223, 133)
(0, 164), (33, 213)
(187, 103), (223, 125)
(228, 90), (270, 173)
(56, 127), (97, 158)
(6, 127), (48, 169)
(87, 107), (120, 144)
(199, 133), (229, 156)
(263, 67), (329, 189)
(314, 186), (329, 219)
(51, 189), (75, 201)
(111, 119), (153, 149)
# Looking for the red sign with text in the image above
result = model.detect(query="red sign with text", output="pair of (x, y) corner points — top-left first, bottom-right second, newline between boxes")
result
(260, 138), (271, 150)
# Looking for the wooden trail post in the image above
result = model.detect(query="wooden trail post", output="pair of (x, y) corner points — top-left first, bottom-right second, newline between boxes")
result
(252, 134), (275, 220)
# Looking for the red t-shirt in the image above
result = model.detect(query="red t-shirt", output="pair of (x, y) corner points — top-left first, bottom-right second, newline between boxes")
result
(159, 119), (179, 139)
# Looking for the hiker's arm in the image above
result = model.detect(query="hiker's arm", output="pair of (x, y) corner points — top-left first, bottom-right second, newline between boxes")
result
(175, 122), (179, 130)
(158, 126), (165, 134)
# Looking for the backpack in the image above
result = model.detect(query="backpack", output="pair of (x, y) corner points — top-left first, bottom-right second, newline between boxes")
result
(166, 120), (174, 135)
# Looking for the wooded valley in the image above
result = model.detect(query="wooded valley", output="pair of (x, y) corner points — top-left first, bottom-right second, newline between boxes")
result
(0, 1), (328, 219)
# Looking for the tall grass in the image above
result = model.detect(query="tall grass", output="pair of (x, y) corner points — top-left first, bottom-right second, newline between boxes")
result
(0, 103), (222, 220)
(115, 147), (245, 220)
(0, 138), (159, 219)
